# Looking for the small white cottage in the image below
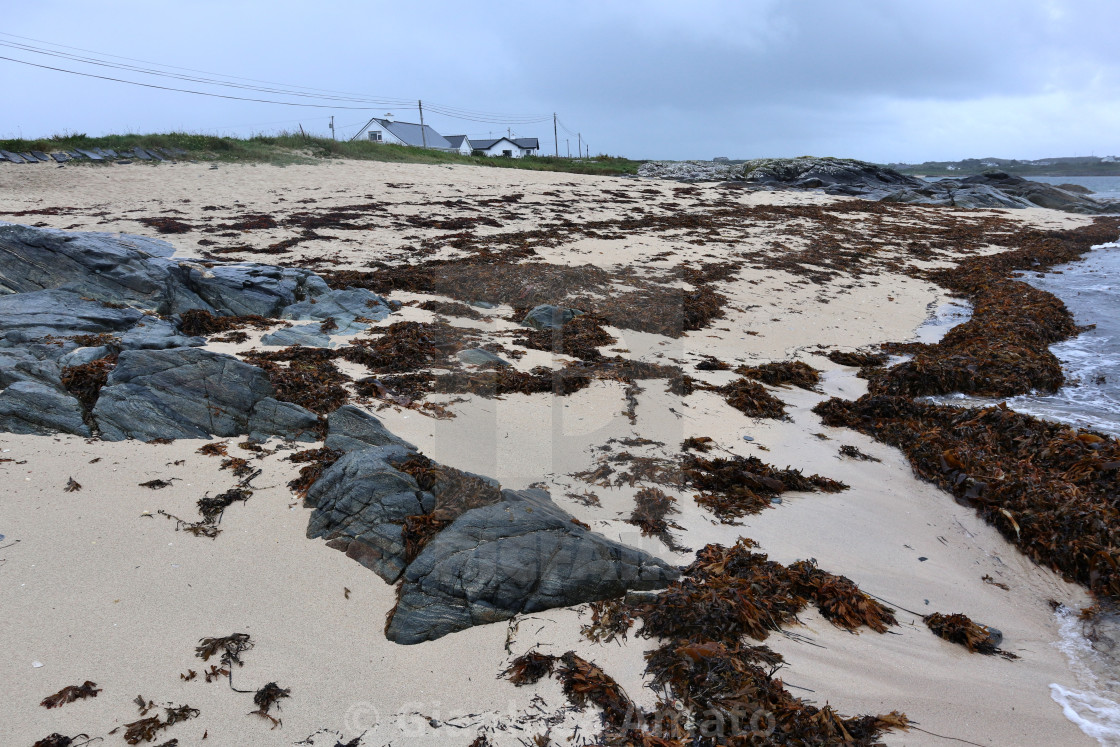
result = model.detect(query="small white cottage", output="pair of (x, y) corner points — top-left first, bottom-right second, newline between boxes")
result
(468, 137), (540, 158)
(351, 118), (455, 151)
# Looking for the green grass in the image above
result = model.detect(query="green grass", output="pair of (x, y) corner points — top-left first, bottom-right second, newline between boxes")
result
(0, 131), (642, 175)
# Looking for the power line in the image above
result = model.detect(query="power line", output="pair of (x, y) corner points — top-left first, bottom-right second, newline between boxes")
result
(0, 55), (401, 110)
(0, 33), (553, 124)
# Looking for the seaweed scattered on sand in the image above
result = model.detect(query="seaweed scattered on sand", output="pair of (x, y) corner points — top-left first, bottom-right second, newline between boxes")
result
(695, 355), (730, 371)
(514, 540), (905, 745)
(838, 444), (880, 462)
(339, 321), (471, 372)
(138, 216), (192, 234)
(814, 395), (1120, 601)
(251, 682), (291, 728)
(64, 477), (82, 492)
(513, 313), (617, 360)
(117, 698), (199, 745)
(924, 612), (1016, 658)
(627, 487), (689, 552)
(40, 681), (101, 709)
(32, 735), (92, 747)
(717, 378), (787, 419)
(735, 361), (821, 391)
(680, 436), (715, 452)
(683, 453), (847, 522)
(159, 486), (252, 538)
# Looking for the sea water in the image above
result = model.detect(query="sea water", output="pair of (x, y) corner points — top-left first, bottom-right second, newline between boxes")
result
(1051, 606), (1120, 746)
(1008, 240), (1120, 437)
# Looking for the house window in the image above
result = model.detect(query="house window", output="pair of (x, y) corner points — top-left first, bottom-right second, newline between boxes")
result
(502, 149), (512, 157)
(368, 131), (382, 142)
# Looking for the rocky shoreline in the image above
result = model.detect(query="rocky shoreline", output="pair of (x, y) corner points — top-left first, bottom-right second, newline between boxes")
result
(639, 157), (1120, 213)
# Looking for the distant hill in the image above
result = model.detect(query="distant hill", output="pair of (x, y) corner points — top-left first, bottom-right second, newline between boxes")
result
(889, 156), (1120, 177)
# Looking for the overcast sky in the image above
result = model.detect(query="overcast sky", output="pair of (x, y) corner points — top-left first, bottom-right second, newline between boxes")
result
(2, 0), (1117, 162)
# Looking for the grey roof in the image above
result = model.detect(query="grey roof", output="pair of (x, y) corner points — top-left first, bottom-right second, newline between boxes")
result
(369, 118), (452, 149)
(468, 137), (539, 152)
(444, 135), (468, 149)
(468, 138), (504, 150)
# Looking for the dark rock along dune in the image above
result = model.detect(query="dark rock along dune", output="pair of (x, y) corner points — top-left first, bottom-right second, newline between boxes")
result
(0, 222), (678, 642)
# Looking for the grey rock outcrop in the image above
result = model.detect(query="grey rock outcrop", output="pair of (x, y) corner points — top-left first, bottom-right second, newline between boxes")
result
(637, 158), (1117, 214)
(521, 304), (583, 330)
(0, 289), (144, 346)
(0, 223), (392, 324)
(0, 381), (89, 436)
(305, 445), (427, 583)
(92, 347), (316, 441)
(456, 348), (509, 367)
(303, 445), (679, 643)
(260, 324), (332, 348)
(324, 404), (414, 452)
(386, 488), (679, 644)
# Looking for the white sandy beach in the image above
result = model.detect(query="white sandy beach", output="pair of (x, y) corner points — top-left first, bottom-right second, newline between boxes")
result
(0, 158), (1102, 746)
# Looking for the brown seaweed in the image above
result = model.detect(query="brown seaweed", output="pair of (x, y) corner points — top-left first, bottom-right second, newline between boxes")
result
(684, 453), (847, 522)
(717, 378), (787, 419)
(924, 612), (1016, 658)
(735, 361), (821, 391)
(40, 681), (101, 709)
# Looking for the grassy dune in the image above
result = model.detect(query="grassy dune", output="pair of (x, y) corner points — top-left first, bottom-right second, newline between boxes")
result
(0, 131), (641, 175)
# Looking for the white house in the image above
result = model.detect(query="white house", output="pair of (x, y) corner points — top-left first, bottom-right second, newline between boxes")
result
(443, 135), (473, 156)
(351, 118), (455, 151)
(468, 137), (540, 158)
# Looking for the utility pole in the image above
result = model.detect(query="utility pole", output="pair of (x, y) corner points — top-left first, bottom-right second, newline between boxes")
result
(577, 133), (581, 160)
(418, 100), (427, 148)
(508, 127), (511, 138)
(566, 139), (570, 158)
(329, 115), (335, 140)
(553, 113), (558, 157)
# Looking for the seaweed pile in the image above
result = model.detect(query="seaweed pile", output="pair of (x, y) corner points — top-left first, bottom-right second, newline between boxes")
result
(178, 309), (277, 337)
(924, 612), (1015, 658)
(60, 354), (118, 425)
(716, 378), (787, 419)
(505, 539), (905, 745)
(513, 313), (617, 360)
(825, 350), (889, 368)
(241, 346), (348, 416)
(872, 218), (1120, 398)
(734, 361), (821, 391)
(684, 453), (848, 522)
(815, 396), (1120, 600)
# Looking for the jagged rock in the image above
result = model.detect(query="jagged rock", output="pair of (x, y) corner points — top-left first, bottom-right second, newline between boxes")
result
(0, 349), (63, 388)
(0, 289), (144, 346)
(0, 381), (89, 436)
(456, 348), (509, 367)
(0, 224), (392, 321)
(119, 317), (205, 350)
(324, 404), (414, 452)
(638, 159), (1117, 214)
(521, 304), (583, 331)
(93, 347), (275, 441)
(281, 287), (391, 334)
(0, 223), (178, 302)
(386, 488), (679, 644)
(305, 445), (429, 582)
(260, 324), (332, 348)
(247, 397), (321, 443)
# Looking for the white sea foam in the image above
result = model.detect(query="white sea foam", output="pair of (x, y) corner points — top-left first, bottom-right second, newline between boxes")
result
(1051, 606), (1120, 745)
